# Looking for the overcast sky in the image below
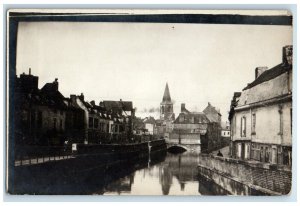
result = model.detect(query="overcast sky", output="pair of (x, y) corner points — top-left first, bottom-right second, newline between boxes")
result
(16, 21), (292, 120)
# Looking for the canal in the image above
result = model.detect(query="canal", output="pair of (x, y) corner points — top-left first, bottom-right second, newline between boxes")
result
(101, 151), (229, 195)
(13, 150), (229, 195)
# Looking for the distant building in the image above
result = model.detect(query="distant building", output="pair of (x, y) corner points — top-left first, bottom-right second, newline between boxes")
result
(157, 83), (175, 138)
(143, 116), (156, 135)
(170, 104), (209, 145)
(170, 103), (224, 153)
(221, 121), (231, 138)
(203, 102), (222, 125)
(101, 100), (135, 142)
(229, 45), (292, 166)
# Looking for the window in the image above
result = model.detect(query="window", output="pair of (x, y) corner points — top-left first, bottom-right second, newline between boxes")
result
(179, 115), (184, 123)
(190, 117), (194, 123)
(252, 113), (256, 134)
(94, 118), (99, 129)
(279, 106), (283, 135)
(290, 108), (292, 135)
(89, 117), (93, 128)
(241, 116), (246, 137)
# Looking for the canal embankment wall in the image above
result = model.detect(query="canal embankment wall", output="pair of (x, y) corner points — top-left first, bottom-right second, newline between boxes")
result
(197, 154), (291, 195)
(10, 140), (167, 194)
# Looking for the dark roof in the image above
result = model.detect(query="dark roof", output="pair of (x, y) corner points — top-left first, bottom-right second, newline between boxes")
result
(203, 102), (221, 116)
(143, 116), (156, 124)
(174, 112), (210, 124)
(102, 101), (133, 112)
(162, 83), (172, 103)
(15, 89), (67, 110)
(228, 92), (242, 121)
(243, 63), (292, 91)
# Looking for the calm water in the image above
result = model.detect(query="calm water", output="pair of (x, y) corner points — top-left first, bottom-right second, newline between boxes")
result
(14, 150), (229, 195)
(101, 151), (229, 195)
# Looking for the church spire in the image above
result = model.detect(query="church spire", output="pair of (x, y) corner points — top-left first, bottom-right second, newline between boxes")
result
(162, 82), (171, 102)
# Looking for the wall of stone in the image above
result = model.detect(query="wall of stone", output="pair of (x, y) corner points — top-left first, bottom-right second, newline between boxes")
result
(232, 102), (291, 146)
(169, 133), (201, 144)
(198, 154), (291, 195)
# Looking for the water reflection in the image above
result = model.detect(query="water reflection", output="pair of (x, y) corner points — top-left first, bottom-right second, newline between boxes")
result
(103, 151), (228, 195)
(14, 150), (229, 195)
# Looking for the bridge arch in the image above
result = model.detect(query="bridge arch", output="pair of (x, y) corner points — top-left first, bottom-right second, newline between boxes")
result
(167, 144), (188, 153)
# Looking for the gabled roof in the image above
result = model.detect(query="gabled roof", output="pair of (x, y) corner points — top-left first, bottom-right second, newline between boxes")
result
(143, 116), (156, 124)
(174, 112), (210, 124)
(243, 63), (292, 91)
(102, 101), (133, 111)
(203, 102), (221, 115)
(162, 83), (172, 103)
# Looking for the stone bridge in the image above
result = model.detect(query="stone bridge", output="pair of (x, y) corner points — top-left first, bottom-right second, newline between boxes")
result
(166, 142), (201, 152)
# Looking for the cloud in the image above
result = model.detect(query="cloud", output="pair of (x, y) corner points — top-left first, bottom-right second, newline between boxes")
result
(140, 107), (160, 113)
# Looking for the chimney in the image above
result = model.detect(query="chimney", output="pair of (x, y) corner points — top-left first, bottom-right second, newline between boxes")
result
(29, 68), (31, 75)
(181, 103), (186, 112)
(53, 78), (59, 91)
(120, 99), (122, 102)
(282, 45), (293, 66)
(255, 67), (267, 79)
(79, 93), (84, 101)
(99, 101), (104, 107)
(70, 95), (76, 103)
(90, 100), (95, 106)
(208, 102), (211, 106)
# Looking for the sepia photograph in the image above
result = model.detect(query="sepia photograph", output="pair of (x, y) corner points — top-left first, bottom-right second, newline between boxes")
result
(6, 9), (293, 196)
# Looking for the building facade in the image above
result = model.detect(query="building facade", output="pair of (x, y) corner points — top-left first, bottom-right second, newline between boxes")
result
(143, 116), (156, 135)
(14, 70), (68, 146)
(14, 70), (136, 146)
(229, 45), (292, 166)
(221, 121), (231, 138)
(170, 103), (209, 145)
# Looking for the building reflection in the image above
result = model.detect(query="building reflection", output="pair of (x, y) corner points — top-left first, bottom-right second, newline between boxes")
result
(104, 174), (134, 194)
(158, 152), (200, 194)
(102, 151), (228, 195)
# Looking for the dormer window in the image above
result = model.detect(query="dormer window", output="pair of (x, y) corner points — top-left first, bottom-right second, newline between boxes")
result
(179, 115), (184, 123)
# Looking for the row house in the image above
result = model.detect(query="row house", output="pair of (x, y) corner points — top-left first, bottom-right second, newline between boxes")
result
(14, 69), (67, 146)
(14, 69), (135, 146)
(101, 100), (135, 143)
(229, 45), (292, 166)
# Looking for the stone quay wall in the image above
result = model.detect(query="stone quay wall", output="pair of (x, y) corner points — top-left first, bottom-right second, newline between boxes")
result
(198, 154), (292, 195)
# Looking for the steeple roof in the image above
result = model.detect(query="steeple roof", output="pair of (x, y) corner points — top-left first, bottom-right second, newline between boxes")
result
(162, 83), (172, 103)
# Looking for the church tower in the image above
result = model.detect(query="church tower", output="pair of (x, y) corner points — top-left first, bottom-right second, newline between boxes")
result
(160, 83), (174, 120)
